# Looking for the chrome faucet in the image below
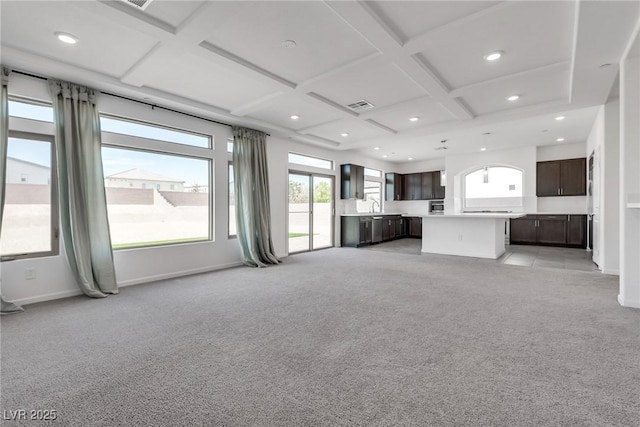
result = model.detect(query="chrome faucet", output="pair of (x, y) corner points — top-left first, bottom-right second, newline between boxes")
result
(370, 199), (380, 213)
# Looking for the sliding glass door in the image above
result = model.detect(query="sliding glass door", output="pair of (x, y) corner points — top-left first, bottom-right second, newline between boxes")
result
(288, 172), (334, 253)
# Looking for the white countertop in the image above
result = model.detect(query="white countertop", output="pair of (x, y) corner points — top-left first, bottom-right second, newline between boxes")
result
(421, 212), (526, 219)
(341, 212), (404, 217)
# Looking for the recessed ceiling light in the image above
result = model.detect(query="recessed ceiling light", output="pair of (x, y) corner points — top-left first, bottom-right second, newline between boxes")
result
(382, 155), (388, 158)
(507, 95), (520, 101)
(408, 157), (413, 160)
(484, 50), (503, 61)
(290, 114), (300, 120)
(555, 115), (565, 121)
(341, 132), (349, 137)
(556, 137), (565, 142)
(373, 146), (380, 150)
(55, 32), (78, 44)
(409, 116), (419, 122)
(480, 147), (487, 151)
(282, 40), (297, 49)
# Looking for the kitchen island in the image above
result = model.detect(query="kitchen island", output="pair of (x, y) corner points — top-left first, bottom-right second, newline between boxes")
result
(421, 213), (525, 259)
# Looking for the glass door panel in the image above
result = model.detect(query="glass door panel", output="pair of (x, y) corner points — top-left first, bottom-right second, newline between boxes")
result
(312, 175), (333, 249)
(288, 173), (310, 253)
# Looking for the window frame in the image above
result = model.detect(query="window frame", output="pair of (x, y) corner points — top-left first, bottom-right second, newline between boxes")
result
(462, 165), (524, 212)
(100, 114), (215, 250)
(228, 161), (237, 239)
(1, 130), (59, 261)
(288, 152), (334, 170)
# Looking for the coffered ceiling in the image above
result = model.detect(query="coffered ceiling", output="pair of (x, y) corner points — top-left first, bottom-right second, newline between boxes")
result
(1, 0), (638, 162)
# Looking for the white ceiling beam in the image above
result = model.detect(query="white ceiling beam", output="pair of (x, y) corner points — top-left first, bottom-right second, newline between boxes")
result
(325, 0), (474, 121)
(450, 61), (571, 98)
(402, 1), (515, 54)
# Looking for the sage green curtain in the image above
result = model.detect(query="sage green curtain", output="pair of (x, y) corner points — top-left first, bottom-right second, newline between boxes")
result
(0, 66), (24, 314)
(232, 126), (280, 267)
(49, 80), (117, 297)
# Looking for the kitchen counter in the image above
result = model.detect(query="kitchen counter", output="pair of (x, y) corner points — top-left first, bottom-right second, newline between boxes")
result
(341, 212), (404, 217)
(421, 213), (525, 259)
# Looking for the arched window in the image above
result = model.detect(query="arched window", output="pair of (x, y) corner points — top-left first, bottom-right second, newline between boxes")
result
(463, 166), (523, 211)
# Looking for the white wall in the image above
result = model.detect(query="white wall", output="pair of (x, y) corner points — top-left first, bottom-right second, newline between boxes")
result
(618, 30), (640, 308)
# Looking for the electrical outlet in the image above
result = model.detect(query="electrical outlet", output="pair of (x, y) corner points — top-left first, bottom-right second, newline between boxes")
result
(25, 268), (36, 280)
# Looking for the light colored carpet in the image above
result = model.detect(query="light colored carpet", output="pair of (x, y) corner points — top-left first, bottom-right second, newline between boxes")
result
(1, 248), (638, 426)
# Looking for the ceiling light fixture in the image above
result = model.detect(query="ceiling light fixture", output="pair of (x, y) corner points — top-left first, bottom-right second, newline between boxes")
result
(408, 157), (413, 160)
(290, 114), (300, 120)
(282, 40), (297, 49)
(55, 32), (78, 44)
(341, 133), (349, 137)
(373, 146), (380, 150)
(555, 115), (565, 121)
(409, 116), (419, 122)
(382, 155), (388, 158)
(484, 50), (503, 61)
(556, 137), (565, 142)
(480, 147), (487, 151)
(507, 95), (520, 101)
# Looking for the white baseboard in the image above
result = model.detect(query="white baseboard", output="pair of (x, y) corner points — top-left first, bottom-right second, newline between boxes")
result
(602, 268), (620, 276)
(117, 260), (245, 287)
(14, 289), (83, 306)
(618, 294), (640, 308)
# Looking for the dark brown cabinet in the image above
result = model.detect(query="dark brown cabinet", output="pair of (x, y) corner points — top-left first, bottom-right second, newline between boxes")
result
(510, 214), (586, 248)
(421, 171), (445, 200)
(536, 158), (586, 197)
(509, 216), (537, 244)
(407, 217), (422, 238)
(385, 173), (403, 201)
(566, 215), (587, 248)
(341, 215), (405, 247)
(386, 170), (445, 201)
(403, 173), (422, 200)
(536, 215), (567, 245)
(340, 164), (365, 199)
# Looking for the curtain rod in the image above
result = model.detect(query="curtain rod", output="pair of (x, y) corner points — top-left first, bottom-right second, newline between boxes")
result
(11, 69), (270, 136)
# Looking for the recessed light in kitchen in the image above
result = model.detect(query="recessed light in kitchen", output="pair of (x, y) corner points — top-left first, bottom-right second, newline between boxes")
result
(507, 95), (520, 101)
(480, 147), (487, 151)
(55, 32), (78, 44)
(409, 116), (419, 122)
(556, 138), (565, 142)
(484, 50), (503, 61)
(555, 115), (565, 121)
(382, 155), (388, 158)
(408, 157), (413, 160)
(282, 40), (297, 49)
(373, 147), (380, 150)
(290, 114), (300, 120)
(341, 133), (349, 137)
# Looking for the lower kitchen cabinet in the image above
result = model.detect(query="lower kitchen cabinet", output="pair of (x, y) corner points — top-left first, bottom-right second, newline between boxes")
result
(510, 214), (586, 248)
(407, 217), (422, 238)
(341, 215), (405, 247)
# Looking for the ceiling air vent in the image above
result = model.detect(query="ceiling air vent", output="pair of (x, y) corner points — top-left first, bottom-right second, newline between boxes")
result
(347, 100), (375, 112)
(120, 0), (153, 11)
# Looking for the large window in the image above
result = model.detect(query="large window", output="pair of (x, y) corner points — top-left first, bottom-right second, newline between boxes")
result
(100, 116), (210, 148)
(464, 166), (523, 211)
(101, 117), (213, 249)
(1, 98), (58, 260)
(228, 162), (236, 237)
(0, 133), (58, 259)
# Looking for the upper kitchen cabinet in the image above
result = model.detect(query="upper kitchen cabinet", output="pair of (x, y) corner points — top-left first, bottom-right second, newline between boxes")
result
(385, 173), (403, 201)
(536, 158), (586, 197)
(341, 164), (365, 199)
(421, 171), (445, 200)
(403, 173), (422, 200)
